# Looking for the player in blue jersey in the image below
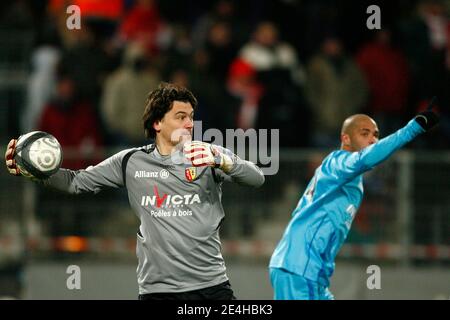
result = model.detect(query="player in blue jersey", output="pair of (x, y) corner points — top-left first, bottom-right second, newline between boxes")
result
(269, 105), (439, 300)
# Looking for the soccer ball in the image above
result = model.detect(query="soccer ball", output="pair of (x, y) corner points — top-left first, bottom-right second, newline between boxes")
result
(14, 131), (63, 180)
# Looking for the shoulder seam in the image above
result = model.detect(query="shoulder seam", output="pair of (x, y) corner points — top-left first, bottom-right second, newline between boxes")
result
(121, 144), (154, 187)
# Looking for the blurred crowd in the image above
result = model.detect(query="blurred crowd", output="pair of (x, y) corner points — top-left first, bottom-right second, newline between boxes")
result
(1, 0), (450, 170)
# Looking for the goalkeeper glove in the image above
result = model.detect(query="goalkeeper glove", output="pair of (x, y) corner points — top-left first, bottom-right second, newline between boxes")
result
(183, 141), (234, 173)
(5, 139), (21, 176)
(414, 98), (440, 131)
(4, 139), (40, 181)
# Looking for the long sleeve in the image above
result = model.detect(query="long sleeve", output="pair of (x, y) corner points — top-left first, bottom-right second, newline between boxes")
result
(225, 158), (265, 187)
(214, 146), (265, 187)
(330, 119), (424, 181)
(42, 148), (135, 194)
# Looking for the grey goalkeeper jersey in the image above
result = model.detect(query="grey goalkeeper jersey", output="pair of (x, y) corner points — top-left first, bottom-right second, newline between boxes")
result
(44, 144), (265, 294)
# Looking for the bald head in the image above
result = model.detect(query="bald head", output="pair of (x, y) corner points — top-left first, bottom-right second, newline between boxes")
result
(340, 114), (379, 151)
(341, 114), (376, 135)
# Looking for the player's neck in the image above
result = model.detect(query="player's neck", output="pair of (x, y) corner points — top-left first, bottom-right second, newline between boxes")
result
(341, 144), (352, 152)
(155, 138), (176, 156)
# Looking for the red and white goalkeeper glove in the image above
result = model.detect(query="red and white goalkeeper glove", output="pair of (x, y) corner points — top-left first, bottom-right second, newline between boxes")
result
(5, 139), (21, 176)
(5, 138), (40, 181)
(183, 141), (234, 173)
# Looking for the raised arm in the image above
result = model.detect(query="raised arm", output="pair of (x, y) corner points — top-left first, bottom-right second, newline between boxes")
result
(331, 107), (439, 181)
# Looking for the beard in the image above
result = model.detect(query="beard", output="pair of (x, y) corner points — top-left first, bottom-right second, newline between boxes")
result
(171, 128), (192, 146)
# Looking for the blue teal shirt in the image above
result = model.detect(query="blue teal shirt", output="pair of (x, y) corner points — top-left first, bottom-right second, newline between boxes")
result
(269, 119), (424, 286)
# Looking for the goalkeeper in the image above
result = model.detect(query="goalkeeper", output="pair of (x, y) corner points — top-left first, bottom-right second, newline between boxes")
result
(5, 82), (265, 300)
(269, 104), (439, 300)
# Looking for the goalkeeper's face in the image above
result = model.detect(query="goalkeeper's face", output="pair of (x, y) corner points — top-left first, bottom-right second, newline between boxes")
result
(154, 101), (194, 146)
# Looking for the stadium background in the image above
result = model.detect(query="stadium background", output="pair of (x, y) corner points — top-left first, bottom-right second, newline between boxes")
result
(0, 0), (449, 299)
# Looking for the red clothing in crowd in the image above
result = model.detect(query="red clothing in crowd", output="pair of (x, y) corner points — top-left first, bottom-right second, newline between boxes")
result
(356, 42), (410, 114)
(49, 0), (124, 20)
(119, 1), (163, 55)
(38, 101), (104, 170)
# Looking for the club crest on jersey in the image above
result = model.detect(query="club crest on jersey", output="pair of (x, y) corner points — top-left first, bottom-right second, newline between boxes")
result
(185, 167), (197, 182)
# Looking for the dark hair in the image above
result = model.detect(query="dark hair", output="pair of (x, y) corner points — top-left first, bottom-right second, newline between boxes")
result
(142, 82), (198, 139)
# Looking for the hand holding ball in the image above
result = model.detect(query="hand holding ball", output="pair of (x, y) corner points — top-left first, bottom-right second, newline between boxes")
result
(8, 131), (63, 180)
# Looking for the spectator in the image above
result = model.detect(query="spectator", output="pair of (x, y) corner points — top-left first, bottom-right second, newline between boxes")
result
(38, 70), (104, 170)
(59, 20), (114, 104)
(227, 58), (263, 130)
(192, 0), (249, 49)
(21, 35), (61, 132)
(189, 49), (240, 132)
(117, 0), (168, 57)
(238, 21), (308, 146)
(399, 0), (450, 106)
(356, 29), (411, 134)
(239, 21), (305, 87)
(305, 36), (368, 148)
(162, 24), (194, 79)
(101, 42), (160, 146)
(204, 21), (238, 83)
(399, 0), (450, 148)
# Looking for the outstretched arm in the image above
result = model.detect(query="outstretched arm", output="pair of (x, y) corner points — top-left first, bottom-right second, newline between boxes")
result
(5, 139), (130, 194)
(332, 107), (439, 180)
(42, 148), (135, 194)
